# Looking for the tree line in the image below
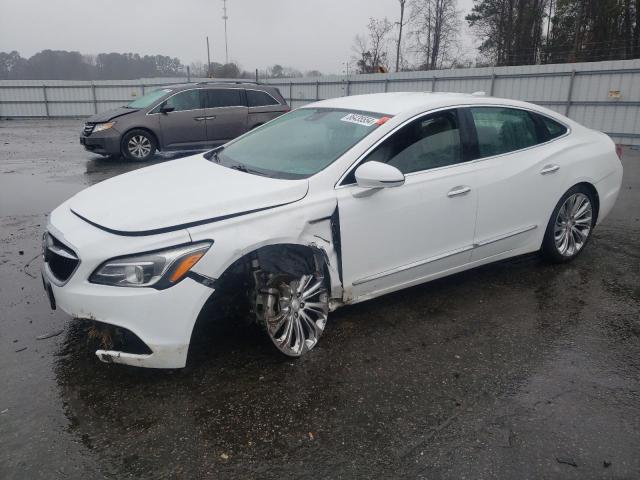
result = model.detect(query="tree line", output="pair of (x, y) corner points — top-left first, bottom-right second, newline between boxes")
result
(0, 49), (321, 80)
(354, 0), (640, 73)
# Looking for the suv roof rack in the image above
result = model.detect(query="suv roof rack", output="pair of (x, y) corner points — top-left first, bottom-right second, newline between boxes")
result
(195, 80), (260, 85)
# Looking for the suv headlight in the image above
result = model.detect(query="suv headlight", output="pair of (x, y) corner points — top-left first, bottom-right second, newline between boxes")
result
(93, 122), (116, 133)
(89, 242), (212, 289)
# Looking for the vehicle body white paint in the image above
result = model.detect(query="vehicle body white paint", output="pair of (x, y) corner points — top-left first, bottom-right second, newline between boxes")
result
(43, 92), (623, 368)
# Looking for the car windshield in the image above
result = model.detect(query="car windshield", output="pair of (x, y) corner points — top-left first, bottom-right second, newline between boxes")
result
(126, 88), (173, 109)
(212, 108), (390, 179)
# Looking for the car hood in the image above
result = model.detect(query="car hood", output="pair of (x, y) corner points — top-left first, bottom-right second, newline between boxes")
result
(86, 107), (139, 123)
(68, 154), (309, 235)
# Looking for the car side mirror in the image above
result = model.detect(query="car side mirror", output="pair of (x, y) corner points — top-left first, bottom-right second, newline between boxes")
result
(160, 104), (175, 114)
(354, 161), (405, 190)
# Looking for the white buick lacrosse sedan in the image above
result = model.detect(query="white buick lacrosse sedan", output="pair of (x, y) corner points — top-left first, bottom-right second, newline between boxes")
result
(42, 92), (623, 368)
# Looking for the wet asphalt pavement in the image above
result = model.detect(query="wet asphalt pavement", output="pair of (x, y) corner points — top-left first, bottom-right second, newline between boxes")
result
(1, 118), (639, 479)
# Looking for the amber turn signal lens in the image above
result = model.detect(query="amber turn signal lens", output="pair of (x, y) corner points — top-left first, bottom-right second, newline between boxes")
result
(169, 252), (206, 282)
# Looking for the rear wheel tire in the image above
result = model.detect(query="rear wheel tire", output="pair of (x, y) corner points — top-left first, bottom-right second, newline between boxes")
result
(542, 185), (596, 263)
(121, 129), (156, 161)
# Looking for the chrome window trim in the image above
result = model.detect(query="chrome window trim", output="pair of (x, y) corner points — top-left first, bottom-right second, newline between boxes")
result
(245, 88), (282, 108)
(335, 103), (572, 189)
(145, 86), (250, 115)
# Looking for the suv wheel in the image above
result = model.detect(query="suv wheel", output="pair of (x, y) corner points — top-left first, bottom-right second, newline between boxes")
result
(121, 129), (156, 161)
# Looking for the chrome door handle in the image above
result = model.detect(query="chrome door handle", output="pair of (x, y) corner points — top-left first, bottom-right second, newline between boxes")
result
(194, 116), (206, 121)
(205, 115), (216, 120)
(447, 186), (471, 197)
(540, 164), (560, 175)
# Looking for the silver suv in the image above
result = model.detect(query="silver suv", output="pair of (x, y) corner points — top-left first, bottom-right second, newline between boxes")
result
(80, 82), (289, 161)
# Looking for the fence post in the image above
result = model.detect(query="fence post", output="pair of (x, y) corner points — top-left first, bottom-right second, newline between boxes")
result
(141, 84), (146, 95)
(316, 80), (320, 101)
(489, 73), (496, 96)
(346, 79), (351, 96)
(91, 82), (98, 113)
(431, 76), (436, 92)
(289, 81), (293, 103)
(384, 78), (389, 92)
(42, 84), (49, 117)
(565, 69), (576, 117)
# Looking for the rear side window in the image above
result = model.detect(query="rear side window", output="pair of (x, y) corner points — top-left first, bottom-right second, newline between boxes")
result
(206, 89), (244, 108)
(470, 107), (539, 157)
(537, 114), (568, 140)
(164, 90), (202, 112)
(246, 89), (280, 107)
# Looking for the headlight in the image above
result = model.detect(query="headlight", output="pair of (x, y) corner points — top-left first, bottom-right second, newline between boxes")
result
(93, 122), (116, 133)
(89, 242), (212, 289)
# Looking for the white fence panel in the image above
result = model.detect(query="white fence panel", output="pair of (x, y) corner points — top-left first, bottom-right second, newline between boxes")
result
(1, 60), (639, 144)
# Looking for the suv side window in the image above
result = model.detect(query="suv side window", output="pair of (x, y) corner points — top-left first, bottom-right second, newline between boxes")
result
(246, 89), (279, 107)
(163, 89), (203, 112)
(469, 107), (541, 157)
(206, 89), (244, 108)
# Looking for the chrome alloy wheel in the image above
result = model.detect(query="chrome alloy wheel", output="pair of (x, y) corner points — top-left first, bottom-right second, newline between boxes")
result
(259, 274), (329, 357)
(127, 135), (152, 159)
(554, 192), (593, 257)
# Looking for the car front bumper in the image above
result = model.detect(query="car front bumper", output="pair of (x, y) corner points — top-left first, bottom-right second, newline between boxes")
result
(42, 203), (214, 368)
(80, 131), (121, 156)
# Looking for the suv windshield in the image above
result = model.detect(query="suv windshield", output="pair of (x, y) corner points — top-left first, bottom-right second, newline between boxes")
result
(126, 88), (173, 109)
(214, 108), (389, 179)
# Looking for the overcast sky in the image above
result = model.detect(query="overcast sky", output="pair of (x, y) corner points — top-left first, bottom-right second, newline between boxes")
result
(0, 0), (476, 74)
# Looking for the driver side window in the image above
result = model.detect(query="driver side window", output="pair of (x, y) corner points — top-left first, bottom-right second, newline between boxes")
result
(345, 109), (463, 184)
(163, 90), (203, 112)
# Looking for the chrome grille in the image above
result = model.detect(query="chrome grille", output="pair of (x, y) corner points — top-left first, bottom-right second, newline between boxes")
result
(83, 123), (94, 136)
(43, 233), (80, 283)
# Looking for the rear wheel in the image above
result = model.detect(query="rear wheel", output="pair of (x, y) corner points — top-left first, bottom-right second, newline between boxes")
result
(121, 129), (156, 161)
(255, 272), (329, 357)
(542, 185), (596, 263)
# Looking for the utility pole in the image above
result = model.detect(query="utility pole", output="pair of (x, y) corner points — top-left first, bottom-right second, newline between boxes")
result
(206, 36), (212, 77)
(222, 0), (229, 64)
(395, 0), (406, 72)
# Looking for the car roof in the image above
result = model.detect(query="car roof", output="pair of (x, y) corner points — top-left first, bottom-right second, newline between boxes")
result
(303, 92), (541, 117)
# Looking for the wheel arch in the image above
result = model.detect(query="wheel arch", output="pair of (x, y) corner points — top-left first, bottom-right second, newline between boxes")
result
(572, 181), (600, 224)
(187, 242), (333, 362)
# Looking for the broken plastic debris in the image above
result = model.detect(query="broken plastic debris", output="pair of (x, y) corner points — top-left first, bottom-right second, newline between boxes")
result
(556, 457), (577, 467)
(36, 329), (64, 340)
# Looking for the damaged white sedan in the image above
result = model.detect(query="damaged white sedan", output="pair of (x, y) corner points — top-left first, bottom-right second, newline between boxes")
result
(42, 92), (623, 368)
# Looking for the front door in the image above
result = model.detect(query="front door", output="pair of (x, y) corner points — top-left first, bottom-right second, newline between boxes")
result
(157, 89), (207, 149)
(204, 88), (248, 144)
(336, 109), (478, 300)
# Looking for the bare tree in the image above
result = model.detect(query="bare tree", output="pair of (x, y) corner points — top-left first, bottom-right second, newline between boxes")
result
(410, 0), (461, 70)
(352, 18), (394, 73)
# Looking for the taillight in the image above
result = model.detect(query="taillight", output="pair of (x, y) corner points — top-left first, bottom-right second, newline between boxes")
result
(615, 144), (623, 160)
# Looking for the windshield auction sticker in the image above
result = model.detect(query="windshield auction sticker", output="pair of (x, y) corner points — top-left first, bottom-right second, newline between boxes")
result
(341, 113), (380, 127)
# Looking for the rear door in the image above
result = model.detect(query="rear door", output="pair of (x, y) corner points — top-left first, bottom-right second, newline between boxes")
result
(246, 88), (289, 128)
(204, 88), (248, 144)
(156, 89), (207, 149)
(465, 106), (568, 260)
